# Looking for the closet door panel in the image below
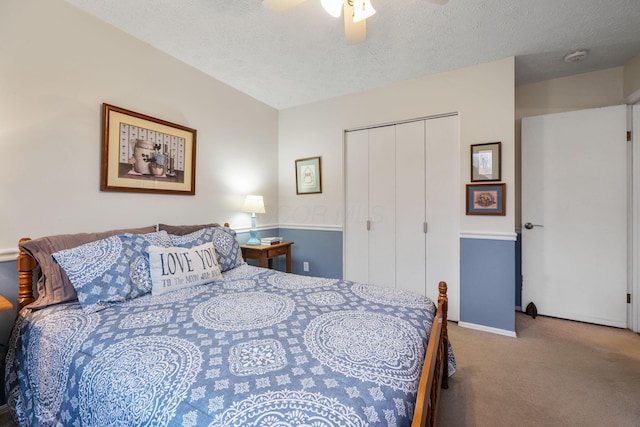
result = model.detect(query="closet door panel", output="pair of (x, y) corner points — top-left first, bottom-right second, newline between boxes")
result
(425, 115), (459, 319)
(344, 130), (370, 283)
(368, 126), (396, 287)
(395, 121), (426, 294)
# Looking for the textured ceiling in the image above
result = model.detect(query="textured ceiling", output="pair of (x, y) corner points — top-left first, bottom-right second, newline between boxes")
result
(65, 0), (640, 109)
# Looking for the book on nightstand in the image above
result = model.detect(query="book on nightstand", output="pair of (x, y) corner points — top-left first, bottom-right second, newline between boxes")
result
(261, 237), (283, 245)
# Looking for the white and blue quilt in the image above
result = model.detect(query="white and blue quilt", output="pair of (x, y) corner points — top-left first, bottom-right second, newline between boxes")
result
(5, 265), (455, 427)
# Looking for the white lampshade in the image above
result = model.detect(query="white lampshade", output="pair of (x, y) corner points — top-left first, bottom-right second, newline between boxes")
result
(352, 0), (375, 22)
(242, 195), (265, 214)
(321, 0), (344, 18)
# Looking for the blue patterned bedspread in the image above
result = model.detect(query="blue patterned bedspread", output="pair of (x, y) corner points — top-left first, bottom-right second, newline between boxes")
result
(5, 265), (455, 426)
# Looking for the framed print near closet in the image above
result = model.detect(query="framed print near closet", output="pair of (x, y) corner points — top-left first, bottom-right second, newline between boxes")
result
(466, 183), (506, 216)
(295, 156), (322, 194)
(471, 142), (501, 182)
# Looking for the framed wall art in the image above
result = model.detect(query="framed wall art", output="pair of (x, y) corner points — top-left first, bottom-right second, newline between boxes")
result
(295, 156), (322, 194)
(471, 142), (501, 182)
(466, 183), (506, 216)
(101, 103), (197, 195)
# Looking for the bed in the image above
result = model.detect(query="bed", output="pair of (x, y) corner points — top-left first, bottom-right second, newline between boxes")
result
(6, 223), (454, 427)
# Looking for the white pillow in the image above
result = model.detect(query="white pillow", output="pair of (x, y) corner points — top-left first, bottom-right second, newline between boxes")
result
(147, 242), (222, 296)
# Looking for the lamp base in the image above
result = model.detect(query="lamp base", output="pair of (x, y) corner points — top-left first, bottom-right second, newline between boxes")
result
(245, 237), (261, 246)
(246, 213), (260, 245)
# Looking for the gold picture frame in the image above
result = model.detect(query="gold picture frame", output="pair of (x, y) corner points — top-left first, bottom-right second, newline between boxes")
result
(101, 103), (197, 195)
(295, 156), (322, 195)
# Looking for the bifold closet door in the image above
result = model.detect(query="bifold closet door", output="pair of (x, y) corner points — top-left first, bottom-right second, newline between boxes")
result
(395, 121), (426, 294)
(425, 115), (459, 319)
(344, 129), (369, 283)
(368, 126), (397, 287)
(344, 125), (397, 287)
(344, 116), (459, 319)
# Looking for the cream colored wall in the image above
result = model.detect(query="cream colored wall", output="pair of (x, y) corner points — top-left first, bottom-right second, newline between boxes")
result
(516, 67), (624, 120)
(278, 57), (516, 235)
(624, 54), (640, 100)
(514, 67), (624, 225)
(0, 0), (279, 251)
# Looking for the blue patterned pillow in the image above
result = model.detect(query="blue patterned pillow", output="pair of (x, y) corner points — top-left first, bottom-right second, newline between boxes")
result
(52, 231), (173, 313)
(170, 227), (245, 272)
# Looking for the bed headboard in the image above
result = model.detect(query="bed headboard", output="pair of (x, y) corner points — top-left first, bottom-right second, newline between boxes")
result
(17, 237), (36, 310)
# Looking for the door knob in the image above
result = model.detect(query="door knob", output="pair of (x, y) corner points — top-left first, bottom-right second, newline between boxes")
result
(524, 222), (543, 229)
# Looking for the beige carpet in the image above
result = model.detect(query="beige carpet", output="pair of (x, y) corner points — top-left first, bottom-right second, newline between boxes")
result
(437, 312), (640, 427)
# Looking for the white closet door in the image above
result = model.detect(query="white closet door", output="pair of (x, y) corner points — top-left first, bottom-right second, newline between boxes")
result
(425, 115), (459, 320)
(396, 121), (426, 294)
(344, 130), (369, 283)
(368, 126), (397, 287)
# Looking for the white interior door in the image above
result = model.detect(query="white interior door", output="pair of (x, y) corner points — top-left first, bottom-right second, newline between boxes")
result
(522, 105), (627, 328)
(632, 105), (640, 333)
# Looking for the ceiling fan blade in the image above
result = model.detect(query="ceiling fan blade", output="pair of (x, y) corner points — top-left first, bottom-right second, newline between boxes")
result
(262, 0), (308, 11)
(344, 2), (366, 43)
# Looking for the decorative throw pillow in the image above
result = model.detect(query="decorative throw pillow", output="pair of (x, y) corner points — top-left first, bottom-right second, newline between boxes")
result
(147, 242), (223, 296)
(52, 231), (173, 313)
(170, 227), (244, 272)
(19, 225), (157, 309)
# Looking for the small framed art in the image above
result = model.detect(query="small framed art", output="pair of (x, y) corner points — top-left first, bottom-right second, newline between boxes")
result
(471, 142), (501, 182)
(295, 156), (322, 194)
(101, 103), (197, 195)
(466, 183), (506, 216)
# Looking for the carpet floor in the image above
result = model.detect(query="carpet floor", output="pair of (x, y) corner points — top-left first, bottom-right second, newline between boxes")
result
(437, 312), (640, 427)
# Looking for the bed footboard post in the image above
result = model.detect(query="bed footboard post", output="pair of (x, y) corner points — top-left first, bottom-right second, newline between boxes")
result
(438, 281), (449, 389)
(17, 238), (35, 311)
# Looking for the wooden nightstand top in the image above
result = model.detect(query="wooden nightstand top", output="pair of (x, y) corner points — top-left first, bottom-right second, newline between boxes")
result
(0, 294), (13, 311)
(240, 241), (293, 251)
(241, 241), (294, 273)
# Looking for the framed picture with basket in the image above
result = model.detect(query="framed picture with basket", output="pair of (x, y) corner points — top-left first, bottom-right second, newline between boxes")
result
(101, 103), (197, 195)
(466, 183), (506, 216)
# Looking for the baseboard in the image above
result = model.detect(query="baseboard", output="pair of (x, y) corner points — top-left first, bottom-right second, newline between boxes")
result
(458, 321), (517, 338)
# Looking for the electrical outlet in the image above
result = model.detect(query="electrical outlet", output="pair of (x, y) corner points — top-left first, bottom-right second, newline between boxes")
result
(303, 262), (309, 272)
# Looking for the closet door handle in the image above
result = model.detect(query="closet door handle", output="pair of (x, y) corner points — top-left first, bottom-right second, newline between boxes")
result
(366, 220), (371, 231)
(424, 222), (428, 233)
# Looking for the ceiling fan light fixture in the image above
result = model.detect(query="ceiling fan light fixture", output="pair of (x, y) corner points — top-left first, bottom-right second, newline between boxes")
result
(321, 0), (344, 18)
(352, 0), (376, 23)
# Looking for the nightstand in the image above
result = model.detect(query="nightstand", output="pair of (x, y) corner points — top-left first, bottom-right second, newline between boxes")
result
(241, 241), (294, 273)
(0, 295), (13, 311)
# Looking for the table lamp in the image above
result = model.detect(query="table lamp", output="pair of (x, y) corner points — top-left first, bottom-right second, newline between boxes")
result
(242, 195), (265, 245)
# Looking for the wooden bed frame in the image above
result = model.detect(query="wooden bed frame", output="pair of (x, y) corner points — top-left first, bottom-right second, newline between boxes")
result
(15, 238), (449, 427)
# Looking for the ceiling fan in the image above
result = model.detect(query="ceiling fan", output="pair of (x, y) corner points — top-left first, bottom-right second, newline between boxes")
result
(262, 0), (449, 43)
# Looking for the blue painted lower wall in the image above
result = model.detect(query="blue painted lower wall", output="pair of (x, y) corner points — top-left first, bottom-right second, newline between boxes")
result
(277, 228), (343, 279)
(460, 238), (516, 332)
(236, 228), (343, 279)
(0, 260), (18, 405)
